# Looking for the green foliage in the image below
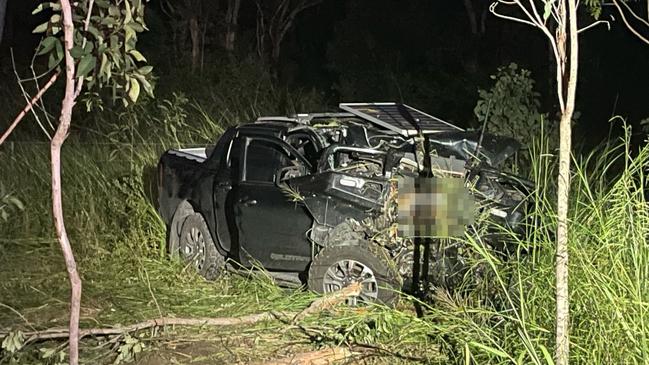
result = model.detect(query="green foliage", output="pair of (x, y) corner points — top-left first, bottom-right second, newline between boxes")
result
(32, 0), (154, 106)
(1, 331), (24, 354)
(582, 0), (602, 19)
(474, 63), (550, 150)
(113, 335), (146, 364)
(424, 123), (649, 364)
(39, 347), (67, 365)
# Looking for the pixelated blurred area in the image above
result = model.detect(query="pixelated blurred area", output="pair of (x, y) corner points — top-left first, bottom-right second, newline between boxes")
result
(397, 177), (475, 237)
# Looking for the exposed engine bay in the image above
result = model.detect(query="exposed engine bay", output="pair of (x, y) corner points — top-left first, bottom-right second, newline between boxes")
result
(271, 104), (533, 289)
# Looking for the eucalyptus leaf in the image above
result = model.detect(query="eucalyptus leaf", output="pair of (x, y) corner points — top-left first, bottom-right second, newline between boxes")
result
(543, 1), (552, 22)
(129, 49), (146, 63)
(125, 25), (136, 46)
(129, 22), (144, 32)
(128, 77), (140, 103)
(54, 39), (64, 63)
(48, 53), (60, 69)
(77, 55), (97, 78)
(87, 25), (103, 41)
(32, 2), (59, 15)
(37, 36), (58, 56)
(125, 0), (133, 24)
(70, 46), (85, 59)
(100, 53), (110, 78)
(138, 65), (153, 75)
(32, 21), (49, 34)
(108, 5), (120, 17)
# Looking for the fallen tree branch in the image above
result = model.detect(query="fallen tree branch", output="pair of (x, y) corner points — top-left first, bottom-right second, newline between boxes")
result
(0, 71), (60, 146)
(0, 283), (363, 346)
(292, 282), (361, 323)
(2, 312), (291, 344)
(257, 347), (354, 365)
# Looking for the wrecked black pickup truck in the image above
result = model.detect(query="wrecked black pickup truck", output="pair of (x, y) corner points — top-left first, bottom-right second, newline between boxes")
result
(157, 103), (533, 305)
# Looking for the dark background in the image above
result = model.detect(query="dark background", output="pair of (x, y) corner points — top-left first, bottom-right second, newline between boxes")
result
(1, 0), (648, 148)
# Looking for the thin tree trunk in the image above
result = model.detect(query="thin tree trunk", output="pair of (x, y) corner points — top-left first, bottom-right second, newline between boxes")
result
(189, 16), (200, 71)
(271, 38), (281, 69)
(555, 0), (578, 364)
(54, 2), (82, 365)
(200, 19), (207, 72)
(0, 0), (6, 46)
(255, 1), (266, 60)
(224, 0), (241, 51)
(463, 0), (479, 35)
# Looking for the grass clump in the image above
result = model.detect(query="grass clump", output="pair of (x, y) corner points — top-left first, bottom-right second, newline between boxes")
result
(417, 122), (649, 364)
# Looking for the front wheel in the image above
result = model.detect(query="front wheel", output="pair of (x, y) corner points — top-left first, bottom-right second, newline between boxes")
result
(307, 242), (402, 306)
(177, 213), (225, 280)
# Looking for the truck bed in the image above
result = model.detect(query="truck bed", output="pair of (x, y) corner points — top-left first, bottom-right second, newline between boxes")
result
(167, 147), (208, 162)
(157, 147), (211, 223)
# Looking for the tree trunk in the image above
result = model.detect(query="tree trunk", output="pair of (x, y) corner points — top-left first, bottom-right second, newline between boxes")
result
(270, 37), (281, 70)
(555, 0), (578, 364)
(224, 0), (241, 52)
(55, 1), (82, 365)
(0, 0), (7, 46)
(255, 1), (266, 60)
(189, 16), (200, 71)
(463, 0), (479, 35)
(461, 0), (484, 74)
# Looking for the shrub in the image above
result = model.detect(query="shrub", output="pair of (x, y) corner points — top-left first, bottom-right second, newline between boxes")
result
(474, 63), (551, 151)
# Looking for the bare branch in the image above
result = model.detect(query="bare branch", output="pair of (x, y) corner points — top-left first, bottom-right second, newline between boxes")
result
(578, 19), (611, 33)
(292, 282), (361, 322)
(0, 71), (60, 146)
(29, 43), (56, 133)
(7, 313), (289, 344)
(611, 0), (649, 45)
(489, 2), (539, 28)
(0, 283), (363, 348)
(526, 0), (545, 26)
(618, 0), (649, 28)
(10, 49), (54, 139)
(258, 347), (354, 365)
(512, 0), (543, 27)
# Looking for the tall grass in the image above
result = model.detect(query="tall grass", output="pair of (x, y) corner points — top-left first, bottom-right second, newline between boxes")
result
(418, 121), (649, 364)
(1, 79), (648, 365)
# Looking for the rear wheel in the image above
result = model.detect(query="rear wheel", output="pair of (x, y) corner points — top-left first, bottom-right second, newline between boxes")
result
(177, 213), (225, 280)
(307, 242), (402, 306)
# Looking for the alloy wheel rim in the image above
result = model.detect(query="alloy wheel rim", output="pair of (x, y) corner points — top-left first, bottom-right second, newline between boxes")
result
(323, 259), (378, 305)
(181, 226), (206, 270)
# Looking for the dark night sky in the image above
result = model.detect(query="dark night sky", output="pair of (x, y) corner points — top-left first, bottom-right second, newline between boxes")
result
(1, 0), (648, 147)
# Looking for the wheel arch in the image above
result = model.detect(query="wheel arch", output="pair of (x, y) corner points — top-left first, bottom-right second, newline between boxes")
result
(168, 199), (228, 258)
(167, 200), (196, 258)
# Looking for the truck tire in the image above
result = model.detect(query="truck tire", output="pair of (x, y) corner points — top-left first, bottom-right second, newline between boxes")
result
(307, 242), (402, 306)
(177, 213), (226, 280)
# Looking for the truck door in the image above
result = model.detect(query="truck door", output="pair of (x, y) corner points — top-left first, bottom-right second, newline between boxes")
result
(230, 136), (313, 272)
